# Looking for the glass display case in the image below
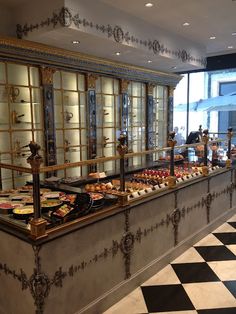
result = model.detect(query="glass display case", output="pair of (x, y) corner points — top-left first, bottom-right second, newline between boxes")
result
(96, 76), (120, 173)
(127, 81), (146, 167)
(0, 62), (44, 189)
(53, 70), (88, 179)
(153, 85), (168, 149)
(0, 130), (232, 241)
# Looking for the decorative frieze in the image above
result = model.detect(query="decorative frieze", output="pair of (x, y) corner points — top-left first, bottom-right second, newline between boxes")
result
(16, 7), (206, 67)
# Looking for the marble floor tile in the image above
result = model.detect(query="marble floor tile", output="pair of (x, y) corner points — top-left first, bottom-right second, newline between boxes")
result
(213, 223), (236, 233)
(227, 214), (236, 222)
(102, 288), (147, 314)
(171, 247), (205, 264)
(149, 311), (198, 314)
(141, 284), (194, 312)
(223, 280), (236, 298)
(195, 246), (236, 261)
(226, 244), (236, 255)
(142, 264), (181, 286)
(208, 261), (236, 281)
(194, 234), (223, 247)
(228, 222), (236, 229)
(171, 262), (220, 283)
(213, 232), (236, 245)
(198, 308), (236, 314)
(183, 282), (236, 310)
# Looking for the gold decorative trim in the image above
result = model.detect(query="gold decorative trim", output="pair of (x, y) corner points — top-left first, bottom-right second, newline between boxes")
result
(40, 67), (55, 85)
(147, 83), (155, 95)
(87, 73), (98, 89)
(168, 86), (175, 97)
(0, 36), (181, 80)
(120, 79), (130, 93)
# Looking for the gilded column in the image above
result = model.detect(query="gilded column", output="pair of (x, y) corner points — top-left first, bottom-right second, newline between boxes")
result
(120, 79), (130, 136)
(202, 129), (209, 176)
(40, 67), (57, 169)
(167, 87), (175, 145)
(226, 127), (233, 168)
(146, 83), (155, 163)
(167, 131), (177, 188)
(27, 142), (47, 239)
(86, 73), (98, 172)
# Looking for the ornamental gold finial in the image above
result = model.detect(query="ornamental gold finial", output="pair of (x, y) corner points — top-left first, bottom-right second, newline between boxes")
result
(168, 131), (177, 148)
(227, 127), (233, 140)
(202, 129), (209, 145)
(117, 133), (128, 157)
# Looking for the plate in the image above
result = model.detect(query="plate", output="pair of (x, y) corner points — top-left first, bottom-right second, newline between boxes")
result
(0, 189), (16, 197)
(23, 196), (34, 205)
(12, 206), (34, 219)
(52, 204), (74, 218)
(0, 202), (13, 209)
(60, 194), (76, 204)
(41, 200), (62, 210)
(10, 194), (29, 201)
(89, 192), (104, 201)
(43, 191), (65, 199)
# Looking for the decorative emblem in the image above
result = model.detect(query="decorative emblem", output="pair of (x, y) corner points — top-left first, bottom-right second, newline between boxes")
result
(113, 26), (124, 43)
(181, 49), (188, 62)
(153, 40), (161, 54)
(171, 208), (181, 226)
(206, 192), (212, 223)
(29, 270), (50, 313)
(120, 232), (134, 255)
(59, 7), (72, 27)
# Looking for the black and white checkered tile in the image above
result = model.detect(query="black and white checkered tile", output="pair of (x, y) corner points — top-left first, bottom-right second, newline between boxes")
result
(103, 214), (236, 314)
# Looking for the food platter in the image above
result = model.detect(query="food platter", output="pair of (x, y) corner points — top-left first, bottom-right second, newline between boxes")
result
(60, 194), (76, 204)
(10, 194), (29, 201)
(41, 200), (63, 211)
(12, 206), (34, 219)
(52, 204), (74, 218)
(43, 191), (65, 199)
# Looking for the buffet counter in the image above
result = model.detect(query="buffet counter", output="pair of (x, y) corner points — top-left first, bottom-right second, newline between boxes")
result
(0, 136), (236, 314)
(0, 166), (236, 314)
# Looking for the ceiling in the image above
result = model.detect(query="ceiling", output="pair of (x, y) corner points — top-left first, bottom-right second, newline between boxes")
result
(101, 0), (236, 56)
(0, 0), (236, 73)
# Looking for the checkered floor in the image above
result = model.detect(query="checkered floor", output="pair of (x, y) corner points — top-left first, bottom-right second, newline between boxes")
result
(103, 214), (236, 314)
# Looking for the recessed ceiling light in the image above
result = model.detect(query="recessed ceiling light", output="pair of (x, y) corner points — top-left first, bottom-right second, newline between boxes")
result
(147, 60), (152, 63)
(232, 32), (236, 36)
(72, 40), (80, 44)
(171, 66), (177, 69)
(228, 46), (234, 49)
(145, 3), (153, 7)
(210, 36), (216, 40)
(115, 52), (121, 56)
(183, 22), (190, 26)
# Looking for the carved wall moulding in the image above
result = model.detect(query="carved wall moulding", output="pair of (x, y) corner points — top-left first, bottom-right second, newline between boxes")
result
(16, 7), (206, 67)
(87, 73), (98, 89)
(147, 83), (155, 95)
(120, 79), (130, 94)
(0, 38), (181, 87)
(40, 67), (56, 85)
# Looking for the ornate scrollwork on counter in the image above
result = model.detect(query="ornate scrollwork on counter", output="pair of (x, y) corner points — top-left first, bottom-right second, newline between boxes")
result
(0, 245), (67, 314)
